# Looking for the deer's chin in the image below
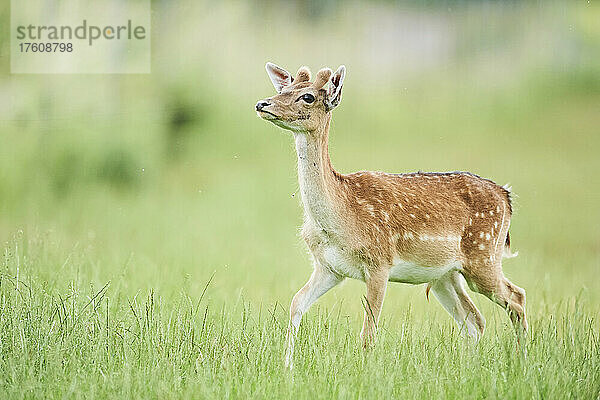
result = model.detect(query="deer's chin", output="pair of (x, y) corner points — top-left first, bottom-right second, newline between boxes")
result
(269, 118), (307, 133)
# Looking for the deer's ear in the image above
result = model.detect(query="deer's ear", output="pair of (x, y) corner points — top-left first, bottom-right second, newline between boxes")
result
(326, 65), (346, 111)
(265, 62), (292, 93)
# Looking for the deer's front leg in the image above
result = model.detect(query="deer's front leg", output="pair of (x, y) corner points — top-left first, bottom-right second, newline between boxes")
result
(360, 269), (389, 349)
(285, 263), (342, 369)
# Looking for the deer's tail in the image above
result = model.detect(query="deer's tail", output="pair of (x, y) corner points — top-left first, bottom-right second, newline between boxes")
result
(503, 231), (518, 259)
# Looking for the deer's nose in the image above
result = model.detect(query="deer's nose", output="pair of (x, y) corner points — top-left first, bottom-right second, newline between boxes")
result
(256, 100), (270, 111)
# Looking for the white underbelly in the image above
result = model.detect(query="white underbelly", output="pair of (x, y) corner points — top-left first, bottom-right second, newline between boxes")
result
(319, 243), (461, 284)
(389, 260), (461, 285)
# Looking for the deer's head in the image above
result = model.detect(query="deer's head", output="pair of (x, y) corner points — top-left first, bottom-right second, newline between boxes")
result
(256, 62), (345, 133)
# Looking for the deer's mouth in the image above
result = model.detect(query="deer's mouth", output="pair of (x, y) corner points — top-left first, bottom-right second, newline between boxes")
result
(257, 109), (280, 120)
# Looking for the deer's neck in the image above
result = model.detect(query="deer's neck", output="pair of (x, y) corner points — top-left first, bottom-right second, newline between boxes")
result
(294, 116), (342, 231)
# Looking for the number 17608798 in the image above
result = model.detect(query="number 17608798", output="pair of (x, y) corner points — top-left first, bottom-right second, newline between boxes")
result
(19, 42), (73, 52)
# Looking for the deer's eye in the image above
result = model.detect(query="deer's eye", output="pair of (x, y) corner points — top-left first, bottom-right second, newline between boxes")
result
(300, 93), (315, 103)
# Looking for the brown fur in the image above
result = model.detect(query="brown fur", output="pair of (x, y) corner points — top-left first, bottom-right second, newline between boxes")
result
(257, 63), (527, 362)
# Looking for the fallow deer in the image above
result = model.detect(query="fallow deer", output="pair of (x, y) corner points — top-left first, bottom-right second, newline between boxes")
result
(255, 62), (528, 368)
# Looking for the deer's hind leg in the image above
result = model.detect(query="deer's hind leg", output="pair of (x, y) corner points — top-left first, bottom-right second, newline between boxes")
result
(430, 271), (486, 340)
(464, 260), (528, 336)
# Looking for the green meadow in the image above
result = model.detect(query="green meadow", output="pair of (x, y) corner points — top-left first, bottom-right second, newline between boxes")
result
(1, 1), (599, 398)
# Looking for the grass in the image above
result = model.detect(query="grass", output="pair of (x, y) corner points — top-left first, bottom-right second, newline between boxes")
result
(1, 232), (599, 399)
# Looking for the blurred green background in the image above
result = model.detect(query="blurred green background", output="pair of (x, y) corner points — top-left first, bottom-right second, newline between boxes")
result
(1, 0), (599, 331)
